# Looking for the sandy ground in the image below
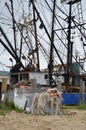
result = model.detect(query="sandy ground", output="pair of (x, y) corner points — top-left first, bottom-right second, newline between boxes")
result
(0, 109), (86, 130)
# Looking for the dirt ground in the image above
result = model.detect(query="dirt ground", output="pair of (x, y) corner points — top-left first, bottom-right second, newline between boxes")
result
(0, 109), (86, 130)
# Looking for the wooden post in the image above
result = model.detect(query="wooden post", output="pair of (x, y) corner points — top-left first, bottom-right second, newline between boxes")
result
(0, 82), (2, 101)
(24, 100), (28, 112)
(80, 79), (85, 103)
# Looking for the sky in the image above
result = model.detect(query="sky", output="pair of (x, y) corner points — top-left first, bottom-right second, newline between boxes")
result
(0, 0), (86, 72)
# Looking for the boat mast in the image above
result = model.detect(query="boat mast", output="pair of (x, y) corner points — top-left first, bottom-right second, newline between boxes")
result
(10, 0), (17, 56)
(66, 2), (73, 85)
(30, 0), (66, 86)
(32, 0), (40, 71)
(49, 0), (56, 87)
(65, 0), (81, 85)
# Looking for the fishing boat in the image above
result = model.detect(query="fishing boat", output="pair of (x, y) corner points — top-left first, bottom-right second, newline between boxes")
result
(0, 0), (86, 104)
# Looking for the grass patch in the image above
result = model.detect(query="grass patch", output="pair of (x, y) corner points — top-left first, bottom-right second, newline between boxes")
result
(0, 98), (23, 115)
(63, 103), (86, 110)
(15, 106), (24, 113)
(77, 103), (86, 110)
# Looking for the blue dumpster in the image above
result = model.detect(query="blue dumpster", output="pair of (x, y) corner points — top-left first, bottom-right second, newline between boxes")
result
(62, 93), (81, 105)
